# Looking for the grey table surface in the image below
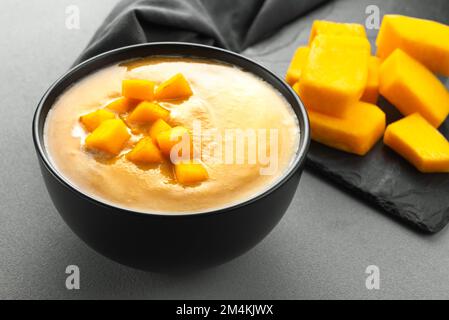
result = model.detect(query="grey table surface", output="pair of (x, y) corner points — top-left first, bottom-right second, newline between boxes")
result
(1, 0), (449, 300)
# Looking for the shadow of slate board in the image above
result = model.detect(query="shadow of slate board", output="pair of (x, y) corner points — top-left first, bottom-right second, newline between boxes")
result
(76, 0), (449, 232)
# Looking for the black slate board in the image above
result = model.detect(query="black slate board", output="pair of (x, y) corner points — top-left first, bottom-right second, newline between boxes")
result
(76, 0), (449, 233)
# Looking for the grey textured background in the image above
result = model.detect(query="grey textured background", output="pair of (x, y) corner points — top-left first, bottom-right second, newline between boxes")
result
(2, 0), (449, 299)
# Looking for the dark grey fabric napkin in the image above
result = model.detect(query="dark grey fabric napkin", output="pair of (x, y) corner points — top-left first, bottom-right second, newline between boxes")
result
(74, 0), (328, 64)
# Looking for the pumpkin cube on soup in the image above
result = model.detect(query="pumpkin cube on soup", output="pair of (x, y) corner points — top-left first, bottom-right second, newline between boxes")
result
(85, 119), (130, 155)
(379, 49), (449, 127)
(361, 56), (380, 104)
(285, 46), (310, 86)
(308, 101), (386, 156)
(309, 20), (367, 44)
(126, 137), (163, 164)
(149, 119), (171, 142)
(157, 126), (192, 159)
(127, 101), (170, 124)
(80, 109), (115, 132)
(155, 73), (193, 100)
(384, 113), (449, 173)
(122, 79), (155, 101)
(175, 161), (208, 185)
(376, 15), (449, 76)
(297, 35), (370, 117)
(105, 97), (138, 114)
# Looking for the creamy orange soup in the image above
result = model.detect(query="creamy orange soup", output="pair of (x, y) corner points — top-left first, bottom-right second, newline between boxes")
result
(44, 57), (300, 213)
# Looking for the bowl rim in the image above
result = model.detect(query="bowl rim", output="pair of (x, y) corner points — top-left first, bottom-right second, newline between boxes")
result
(32, 42), (310, 218)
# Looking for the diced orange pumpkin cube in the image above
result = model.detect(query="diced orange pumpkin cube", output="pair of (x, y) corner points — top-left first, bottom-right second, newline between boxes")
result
(174, 161), (208, 185)
(308, 101), (386, 155)
(85, 119), (130, 155)
(297, 35), (370, 117)
(384, 113), (449, 172)
(379, 49), (449, 127)
(149, 118), (171, 142)
(285, 46), (310, 85)
(80, 109), (115, 132)
(309, 20), (367, 44)
(126, 137), (163, 164)
(105, 97), (139, 114)
(361, 56), (381, 104)
(122, 79), (155, 101)
(127, 101), (170, 124)
(156, 126), (192, 159)
(290, 48), (376, 104)
(376, 15), (449, 76)
(155, 73), (193, 101)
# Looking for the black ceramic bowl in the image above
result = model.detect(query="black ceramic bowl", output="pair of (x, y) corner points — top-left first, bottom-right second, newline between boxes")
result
(32, 42), (310, 272)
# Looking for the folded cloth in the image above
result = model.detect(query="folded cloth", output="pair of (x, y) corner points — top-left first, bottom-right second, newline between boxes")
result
(74, 0), (328, 64)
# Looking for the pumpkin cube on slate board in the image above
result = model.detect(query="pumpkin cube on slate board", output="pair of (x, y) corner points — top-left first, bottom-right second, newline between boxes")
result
(297, 35), (370, 117)
(376, 14), (449, 76)
(288, 52), (378, 105)
(308, 20), (367, 44)
(384, 113), (449, 173)
(308, 101), (386, 156)
(379, 48), (449, 127)
(285, 46), (310, 85)
(361, 56), (381, 104)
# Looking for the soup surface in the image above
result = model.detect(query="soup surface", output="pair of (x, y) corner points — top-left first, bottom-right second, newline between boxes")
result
(44, 57), (300, 213)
